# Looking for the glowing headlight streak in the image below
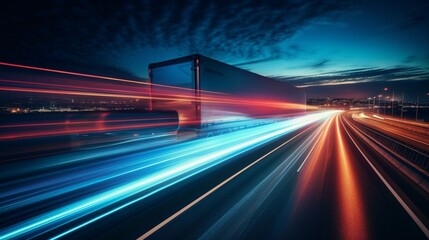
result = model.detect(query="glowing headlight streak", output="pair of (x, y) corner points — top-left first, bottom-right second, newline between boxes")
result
(0, 121), (178, 140)
(0, 61), (223, 94)
(0, 111), (337, 239)
(0, 117), (176, 129)
(1, 115), (322, 208)
(292, 113), (336, 207)
(0, 79), (309, 112)
(2, 125), (278, 211)
(199, 117), (333, 239)
(335, 115), (367, 239)
(1, 61), (311, 126)
(372, 114), (384, 120)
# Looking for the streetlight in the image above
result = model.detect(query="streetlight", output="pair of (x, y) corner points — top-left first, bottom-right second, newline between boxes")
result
(378, 95), (382, 113)
(384, 87), (395, 116)
(367, 97), (371, 110)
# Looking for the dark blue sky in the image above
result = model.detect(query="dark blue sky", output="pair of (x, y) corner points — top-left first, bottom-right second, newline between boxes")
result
(1, 0), (428, 100)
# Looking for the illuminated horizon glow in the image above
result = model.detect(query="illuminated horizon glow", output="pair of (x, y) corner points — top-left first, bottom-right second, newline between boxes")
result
(0, 111), (337, 239)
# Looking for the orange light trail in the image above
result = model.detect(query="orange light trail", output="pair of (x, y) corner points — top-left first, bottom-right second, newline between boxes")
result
(0, 60), (310, 134)
(335, 115), (367, 239)
(0, 61), (310, 112)
(0, 78), (309, 111)
(0, 61), (224, 95)
(0, 117), (175, 129)
(0, 86), (151, 100)
(293, 114), (335, 203)
(0, 121), (179, 140)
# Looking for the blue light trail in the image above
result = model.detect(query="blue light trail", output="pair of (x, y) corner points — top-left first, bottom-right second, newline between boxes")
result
(0, 111), (337, 239)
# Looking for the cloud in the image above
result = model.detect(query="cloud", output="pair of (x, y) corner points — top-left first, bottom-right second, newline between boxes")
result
(232, 44), (307, 66)
(233, 57), (280, 66)
(310, 59), (330, 69)
(272, 66), (429, 88)
(0, 0), (353, 66)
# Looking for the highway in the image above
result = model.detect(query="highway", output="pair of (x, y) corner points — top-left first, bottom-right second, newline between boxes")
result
(1, 111), (428, 239)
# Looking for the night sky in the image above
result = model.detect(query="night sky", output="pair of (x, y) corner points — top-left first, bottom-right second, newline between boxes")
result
(1, 0), (428, 100)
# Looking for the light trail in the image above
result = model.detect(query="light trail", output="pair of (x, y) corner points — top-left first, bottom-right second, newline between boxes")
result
(372, 114), (385, 120)
(196, 116), (335, 240)
(0, 121), (178, 140)
(0, 117), (175, 129)
(0, 61), (194, 93)
(0, 61), (228, 95)
(292, 113), (336, 207)
(140, 120), (321, 239)
(0, 119), (178, 140)
(335, 115), (367, 239)
(2, 132), (177, 163)
(0, 61), (310, 120)
(296, 114), (335, 172)
(0, 111), (337, 239)
(0, 62), (309, 111)
(341, 115), (429, 238)
(0, 79), (308, 111)
(288, 112), (368, 240)
(355, 113), (429, 146)
(0, 85), (151, 100)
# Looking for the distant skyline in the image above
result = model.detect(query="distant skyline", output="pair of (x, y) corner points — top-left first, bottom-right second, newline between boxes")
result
(0, 0), (428, 100)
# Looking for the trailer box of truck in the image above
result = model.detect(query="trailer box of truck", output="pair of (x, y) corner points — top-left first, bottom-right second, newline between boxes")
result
(149, 54), (306, 132)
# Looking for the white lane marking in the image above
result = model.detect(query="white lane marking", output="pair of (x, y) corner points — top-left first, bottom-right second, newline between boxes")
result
(296, 131), (323, 172)
(297, 115), (335, 172)
(137, 124), (315, 239)
(341, 116), (429, 238)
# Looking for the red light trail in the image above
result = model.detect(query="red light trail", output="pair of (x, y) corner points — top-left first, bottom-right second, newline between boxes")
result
(0, 61), (310, 131)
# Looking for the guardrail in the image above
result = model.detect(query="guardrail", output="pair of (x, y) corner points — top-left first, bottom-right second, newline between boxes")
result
(351, 119), (429, 173)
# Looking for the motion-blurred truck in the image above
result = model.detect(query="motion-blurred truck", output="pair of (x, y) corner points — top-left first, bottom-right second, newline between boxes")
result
(149, 54), (306, 134)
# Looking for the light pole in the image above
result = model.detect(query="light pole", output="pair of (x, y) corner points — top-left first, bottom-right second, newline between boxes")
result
(373, 96), (376, 112)
(368, 98), (371, 110)
(383, 87), (393, 116)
